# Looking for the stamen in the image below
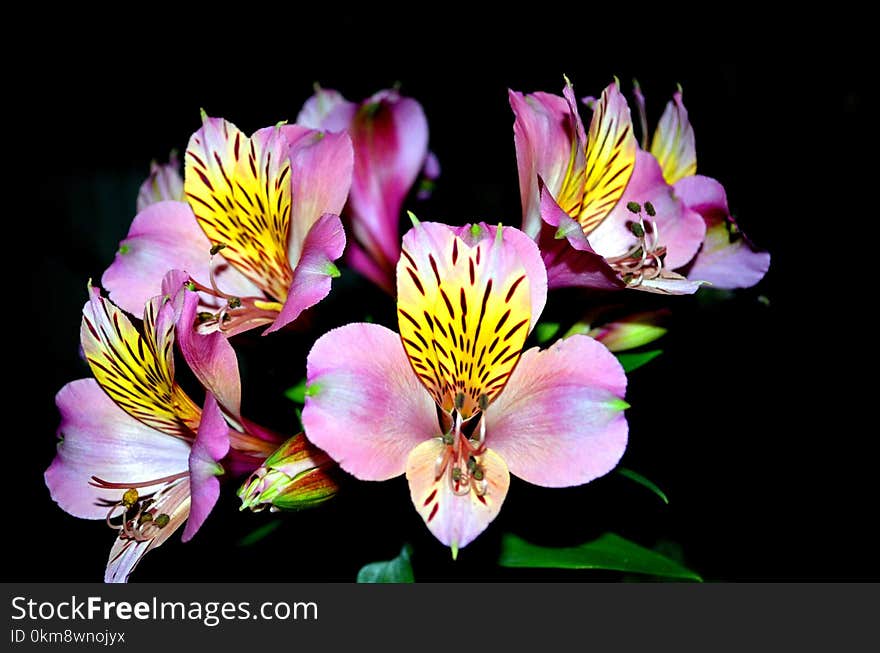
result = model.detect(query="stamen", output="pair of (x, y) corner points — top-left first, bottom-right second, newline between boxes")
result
(434, 448), (450, 481)
(122, 488), (139, 508)
(105, 504), (125, 531)
(608, 205), (667, 287)
(90, 471), (188, 490)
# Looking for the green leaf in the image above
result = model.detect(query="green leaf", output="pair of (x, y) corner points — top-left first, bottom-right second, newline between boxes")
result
(284, 379), (307, 404)
(616, 349), (662, 372)
(498, 533), (702, 581)
(534, 322), (560, 344)
(618, 467), (669, 504)
(357, 544), (415, 583)
(236, 520), (282, 547)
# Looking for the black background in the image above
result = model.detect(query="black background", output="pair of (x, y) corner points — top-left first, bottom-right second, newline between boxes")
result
(7, 19), (872, 582)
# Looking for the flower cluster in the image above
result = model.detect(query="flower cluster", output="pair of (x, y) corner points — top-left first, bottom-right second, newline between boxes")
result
(47, 78), (768, 581)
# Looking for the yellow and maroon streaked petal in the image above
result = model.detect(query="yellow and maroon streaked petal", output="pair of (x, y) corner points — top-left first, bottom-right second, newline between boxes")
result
(396, 221), (539, 418)
(81, 287), (200, 439)
(406, 439), (510, 551)
(650, 88), (697, 186)
(184, 116), (293, 301)
(577, 82), (637, 235)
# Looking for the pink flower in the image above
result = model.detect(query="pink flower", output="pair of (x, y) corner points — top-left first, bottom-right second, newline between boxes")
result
(298, 87), (432, 293)
(302, 220), (628, 553)
(45, 273), (283, 582)
(102, 115), (353, 336)
(633, 85), (770, 288)
(511, 79), (706, 294)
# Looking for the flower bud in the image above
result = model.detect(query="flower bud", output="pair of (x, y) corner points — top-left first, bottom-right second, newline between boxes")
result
(238, 434), (339, 512)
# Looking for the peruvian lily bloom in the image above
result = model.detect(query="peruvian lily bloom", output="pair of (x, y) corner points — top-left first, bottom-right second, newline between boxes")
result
(45, 274), (282, 582)
(511, 79), (706, 294)
(302, 220), (628, 553)
(297, 87), (432, 293)
(102, 114), (353, 336)
(632, 84), (770, 288)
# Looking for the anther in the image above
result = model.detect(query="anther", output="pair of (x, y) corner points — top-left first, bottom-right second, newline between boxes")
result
(227, 297), (242, 309)
(138, 512), (153, 525)
(153, 514), (170, 528)
(478, 393), (489, 412)
(626, 202), (641, 214)
(454, 392), (465, 411)
(210, 243), (227, 256)
(644, 201), (656, 217)
(451, 467), (463, 482)
(122, 488), (139, 508)
(629, 222), (645, 238)
(442, 431), (455, 445)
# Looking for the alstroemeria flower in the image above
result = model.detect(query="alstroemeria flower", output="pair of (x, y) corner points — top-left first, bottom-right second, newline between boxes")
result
(511, 79), (706, 294)
(136, 152), (184, 211)
(45, 275), (281, 582)
(102, 115), (353, 336)
(632, 85), (770, 288)
(302, 220), (628, 552)
(298, 87), (431, 293)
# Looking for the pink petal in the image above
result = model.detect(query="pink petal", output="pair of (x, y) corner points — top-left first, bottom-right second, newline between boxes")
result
(676, 175), (770, 289)
(588, 150), (706, 270)
(137, 154), (184, 211)
(284, 128), (353, 267)
(347, 242), (395, 294)
(183, 393), (229, 542)
(302, 323), (437, 481)
(539, 186), (624, 290)
(487, 335), (629, 488)
(101, 200), (260, 317)
(175, 283), (243, 416)
(264, 212), (346, 334)
(105, 540), (152, 584)
(296, 87), (357, 132)
(347, 91), (429, 271)
(416, 151), (441, 200)
(509, 89), (577, 238)
(631, 81), (649, 149)
(406, 440), (510, 550)
(46, 380), (191, 519)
